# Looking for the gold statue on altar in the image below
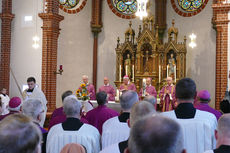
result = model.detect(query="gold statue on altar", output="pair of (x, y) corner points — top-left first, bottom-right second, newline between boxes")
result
(114, 17), (187, 92)
(124, 54), (132, 77)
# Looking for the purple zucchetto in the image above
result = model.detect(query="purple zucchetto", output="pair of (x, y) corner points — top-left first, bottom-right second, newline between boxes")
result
(197, 90), (211, 101)
(9, 97), (22, 111)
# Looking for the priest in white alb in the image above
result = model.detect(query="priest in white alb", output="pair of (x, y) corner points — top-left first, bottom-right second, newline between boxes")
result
(162, 78), (217, 153)
(22, 77), (47, 127)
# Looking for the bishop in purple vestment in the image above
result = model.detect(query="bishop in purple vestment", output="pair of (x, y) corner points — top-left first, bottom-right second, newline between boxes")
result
(119, 76), (136, 92)
(195, 90), (222, 120)
(159, 77), (176, 112)
(139, 77), (157, 98)
(99, 77), (116, 101)
(78, 75), (96, 100)
(85, 91), (119, 134)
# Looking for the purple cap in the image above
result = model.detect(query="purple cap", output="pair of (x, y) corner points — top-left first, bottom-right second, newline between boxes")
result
(197, 90), (211, 101)
(9, 97), (21, 111)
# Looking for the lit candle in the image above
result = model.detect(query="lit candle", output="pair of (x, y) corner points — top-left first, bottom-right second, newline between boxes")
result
(126, 65), (128, 76)
(119, 65), (121, 82)
(159, 65), (161, 83)
(132, 65), (134, 82)
(60, 65), (63, 70)
(167, 65), (169, 78)
(116, 89), (119, 101)
(143, 78), (146, 84)
(174, 65), (176, 82)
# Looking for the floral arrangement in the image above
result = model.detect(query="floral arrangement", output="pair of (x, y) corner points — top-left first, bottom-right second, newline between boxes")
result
(76, 84), (89, 101)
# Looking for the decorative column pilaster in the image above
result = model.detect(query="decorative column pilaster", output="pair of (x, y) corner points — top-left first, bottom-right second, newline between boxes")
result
(39, 0), (64, 112)
(0, 0), (14, 93)
(155, 0), (167, 42)
(212, 2), (230, 109)
(91, 0), (103, 89)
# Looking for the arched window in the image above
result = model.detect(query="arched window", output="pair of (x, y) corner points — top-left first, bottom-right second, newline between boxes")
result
(107, 0), (137, 19)
(171, 0), (209, 17)
(178, 0), (204, 12)
(59, 0), (87, 14)
(59, 0), (79, 9)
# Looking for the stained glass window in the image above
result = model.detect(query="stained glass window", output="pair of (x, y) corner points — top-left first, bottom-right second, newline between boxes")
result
(112, 0), (137, 15)
(59, 0), (79, 9)
(178, 0), (204, 12)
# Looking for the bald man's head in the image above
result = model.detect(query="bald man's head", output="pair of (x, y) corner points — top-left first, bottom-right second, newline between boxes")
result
(127, 115), (185, 153)
(82, 75), (89, 84)
(217, 114), (230, 138)
(215, 114), (230, 147)
(129, 101), (156, 127)
(143, 96), (156, 107)
(166, 77), (173, 85)
(104, 77), (109, 85)
(146, 78), (152, 86)
(120, 90), (138, 111)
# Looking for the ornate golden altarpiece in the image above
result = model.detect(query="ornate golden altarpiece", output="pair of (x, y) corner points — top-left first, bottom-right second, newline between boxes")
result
(114, 17), (187, 92)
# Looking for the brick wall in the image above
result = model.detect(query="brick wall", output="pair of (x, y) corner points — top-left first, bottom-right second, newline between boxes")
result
(0, 0), (14, 94)
(212, 2), (230, 109)
(39, 0), (64, 112)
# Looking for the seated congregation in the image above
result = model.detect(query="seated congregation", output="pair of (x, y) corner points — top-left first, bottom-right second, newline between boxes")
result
(0, 77), (229, 153)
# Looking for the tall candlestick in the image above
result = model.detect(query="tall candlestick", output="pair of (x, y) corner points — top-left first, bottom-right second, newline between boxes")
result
(126, 65), (128, 76)
(119, 65), (121, 82)
(159, 65), (161, 83)
(174, 65), (176, 82)
(116, 89), (119, 101)
(167, 65), (169, 78)
(132, 65), (134, 82)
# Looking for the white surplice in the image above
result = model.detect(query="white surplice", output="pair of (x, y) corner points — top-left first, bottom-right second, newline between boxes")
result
(22, 87), (47, 127)
(203, 150), (214, 153)
(99, 143), (120, 153)
(162, 110), (217, 153)
(0, 94), (9, 115)
(102, 116), (130, 149)
(46, 123), (100, 153)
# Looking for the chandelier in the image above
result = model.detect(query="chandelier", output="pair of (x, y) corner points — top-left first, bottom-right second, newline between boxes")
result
(135, 0), (148, 20)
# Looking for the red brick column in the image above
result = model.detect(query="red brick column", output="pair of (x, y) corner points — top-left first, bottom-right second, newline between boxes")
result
(155, 0), (167, 42)
(91, 0), (103, 89)
(39, 0), (64, 112)
(212, 2), (230, 109)
(0, 0), (14, 93)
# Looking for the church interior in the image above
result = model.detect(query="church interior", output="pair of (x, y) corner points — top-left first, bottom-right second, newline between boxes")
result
(1, 0), (227, 111)
(0, 0), (230, 153)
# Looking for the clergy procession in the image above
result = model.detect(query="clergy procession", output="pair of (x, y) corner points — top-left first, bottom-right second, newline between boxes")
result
(0, 75), (229, 153)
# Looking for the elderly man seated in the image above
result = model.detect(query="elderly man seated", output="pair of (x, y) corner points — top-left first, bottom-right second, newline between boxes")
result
(22, 99), (47, 153)
(124, 115), (186, 153)
(47, 95), (100, 153)
(0, 114), (42, 153)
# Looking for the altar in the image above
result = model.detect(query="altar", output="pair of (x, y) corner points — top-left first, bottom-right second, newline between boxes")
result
(89, 99), (161, 112)
(114, 16), (187, 94)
